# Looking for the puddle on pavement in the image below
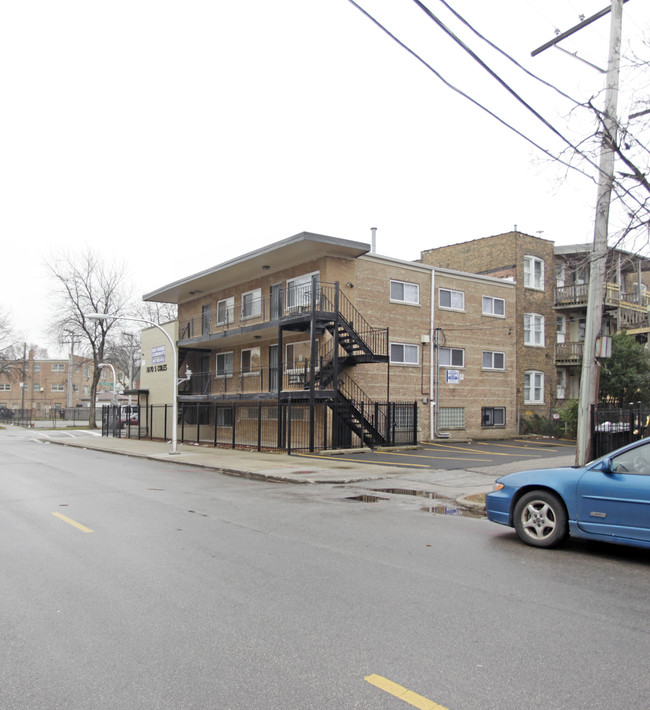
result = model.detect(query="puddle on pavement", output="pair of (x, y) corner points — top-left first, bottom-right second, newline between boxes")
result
(343, 494), (389, 503)
(343, 487), (485, 518)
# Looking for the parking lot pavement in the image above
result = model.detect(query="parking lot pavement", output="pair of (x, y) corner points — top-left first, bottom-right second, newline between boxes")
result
(294, 438), (576, 471)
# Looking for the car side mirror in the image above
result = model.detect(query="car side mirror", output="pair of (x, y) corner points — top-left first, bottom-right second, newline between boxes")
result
(600, 457), (615, 474)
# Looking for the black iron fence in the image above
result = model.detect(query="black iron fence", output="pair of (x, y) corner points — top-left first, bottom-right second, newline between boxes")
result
(101, 401), (417, 453)
(591, 405), (650, 459)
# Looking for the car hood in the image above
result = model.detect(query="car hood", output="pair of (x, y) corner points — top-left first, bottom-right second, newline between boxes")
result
(496, 466), (584, 486)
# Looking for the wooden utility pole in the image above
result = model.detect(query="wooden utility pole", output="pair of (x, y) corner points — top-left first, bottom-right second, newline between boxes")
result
(533, 1), (625, 464)
(576, 0), (624, 465)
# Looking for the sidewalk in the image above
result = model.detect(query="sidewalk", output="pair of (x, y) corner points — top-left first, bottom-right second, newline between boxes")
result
(44, 432), (576, 504)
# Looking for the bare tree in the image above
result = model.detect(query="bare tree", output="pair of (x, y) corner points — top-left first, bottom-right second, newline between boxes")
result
(135, 301), (178, 326)
(0, 308), (21, 378)
(47, 250), (132, 427)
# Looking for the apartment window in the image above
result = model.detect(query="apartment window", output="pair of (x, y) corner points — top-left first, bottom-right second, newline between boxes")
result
(51, 383), (65, 392)
(0, 383), (11, 391)
(578, 317), (586, 342)
(390, 343), (419, 365)
(33, 383), (40, 391)
(83, 367), (90, 378)
(482, 407), (506, 427)
(482, 351), (505, 370)
(524, 313), (545, 346)
(241, 347), (261, 375)
(556, 315), (566, 344)
(286, 341), (311, 371)
(52, 363), (65, 372)
(216, 352), (234, 377)
(83, 386), (89, 396)
(34, 364), (41, 372)
(439, 288), (464, 311)
(557, 369), (567, 400)
(287, 272), (319, 311)
(439, 347), (464, 367)
(390, 280), (419, 305)
(574, 264), (588, 285)
(556, 262), (566, 287)
(217, 297), (235, 325)
(241, 289), (262, 319)
(482, 296), (505, 316)
(524, 255), (544, 290)
(524, 371), (544, 404)
(216, 407), (233, 427)
(439, 407), (465, 429)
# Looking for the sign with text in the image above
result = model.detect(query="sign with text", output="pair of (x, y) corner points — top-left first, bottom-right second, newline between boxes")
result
(151, 345), (166, 365)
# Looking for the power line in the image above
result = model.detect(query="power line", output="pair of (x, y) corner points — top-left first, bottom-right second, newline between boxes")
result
(347, 0), (598, 185)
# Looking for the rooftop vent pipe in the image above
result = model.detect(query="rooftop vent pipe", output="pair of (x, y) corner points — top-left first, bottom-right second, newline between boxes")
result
(370, 227), (377, 253)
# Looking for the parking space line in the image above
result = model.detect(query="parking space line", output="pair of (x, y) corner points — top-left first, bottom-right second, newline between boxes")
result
(293, 453), (430, 467)
(51, 512), (94, 533)
(364, 674), (448, 709)
(422, 443), (540, 457)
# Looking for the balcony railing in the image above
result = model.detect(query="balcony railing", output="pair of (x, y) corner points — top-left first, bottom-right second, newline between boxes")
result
(555, 341), (583, 364)
(179, 282), (387, 356)
(554, 281), (650, 311)
(177, 361), (335, 398)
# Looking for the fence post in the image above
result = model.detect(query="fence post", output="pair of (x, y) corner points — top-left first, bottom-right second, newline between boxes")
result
(257, 402), (262, 452)
(196, 402), (200, 444)
(164, 404), (168, 442)
(287, 401), (292, 455)
(213, 404), (218, 447)
(231, 405), (236, 449)
(413, 401), (418, 445)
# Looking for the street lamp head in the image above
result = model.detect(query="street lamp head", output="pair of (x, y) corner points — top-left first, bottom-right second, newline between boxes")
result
(86, 313), (110, 321)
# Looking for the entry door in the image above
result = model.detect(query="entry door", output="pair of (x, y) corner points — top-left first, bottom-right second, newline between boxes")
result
(270, 284), (282, 320)
(269, 345), (279, 392)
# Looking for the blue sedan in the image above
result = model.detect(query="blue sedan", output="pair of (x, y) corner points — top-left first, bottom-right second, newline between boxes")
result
(486, 437), (650, 549)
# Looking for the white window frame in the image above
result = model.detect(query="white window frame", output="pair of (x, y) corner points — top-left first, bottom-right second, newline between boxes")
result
(439, 288), (464, 311)
(438, 347), (464, 368)
(524, 255), (545, 290)
(390, 342), (419, 365)
(482, 296), (505, 317)
(0, 383), (11, 391)
(524, 370), (545, 404)
(51, 383), (65, 392)
(390, 280), (420, 305)
(217, 297), (235, 325)
(241, 289), (262, 319)
(556, 315), (566, 344)
(524, 313), (545, 347)
(52, 363), (65, 372)
(216, 352), (234, 378)
(557, 369), (567, 400)
(482, 351), (505, 370)
(286, 272), (319, 312)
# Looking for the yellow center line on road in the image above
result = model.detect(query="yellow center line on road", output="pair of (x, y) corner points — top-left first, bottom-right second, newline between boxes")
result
(365, 674), (448, 710)
(51, 512), (94, 533)
(369, 450), (494, 463)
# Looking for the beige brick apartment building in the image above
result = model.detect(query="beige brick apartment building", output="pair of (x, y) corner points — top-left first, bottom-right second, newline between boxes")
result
(420, 231), (556, 417)
(142, 232), (518, 443)
(0, 350), (94, 415)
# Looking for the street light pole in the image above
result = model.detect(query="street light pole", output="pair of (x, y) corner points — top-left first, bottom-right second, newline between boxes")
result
(98, 363), (117, 402)
(87, 313), (180, 455)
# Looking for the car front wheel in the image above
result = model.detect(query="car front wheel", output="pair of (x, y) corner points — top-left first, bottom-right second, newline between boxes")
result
(513, 490), (568, 548)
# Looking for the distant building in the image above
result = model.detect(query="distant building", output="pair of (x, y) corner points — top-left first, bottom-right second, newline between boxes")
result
(0, 350), (94, 415)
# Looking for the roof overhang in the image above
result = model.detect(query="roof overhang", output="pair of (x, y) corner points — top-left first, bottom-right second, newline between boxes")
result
(144, 232), (370, 304)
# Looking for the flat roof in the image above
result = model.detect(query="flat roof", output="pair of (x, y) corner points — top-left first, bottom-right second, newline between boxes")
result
(144, 232), (370, 304)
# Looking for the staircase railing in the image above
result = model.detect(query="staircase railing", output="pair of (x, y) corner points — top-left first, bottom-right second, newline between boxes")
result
(319, 283), (388, 358)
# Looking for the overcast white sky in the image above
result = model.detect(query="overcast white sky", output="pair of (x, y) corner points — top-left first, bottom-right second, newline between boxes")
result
(2, 0), (648, 352)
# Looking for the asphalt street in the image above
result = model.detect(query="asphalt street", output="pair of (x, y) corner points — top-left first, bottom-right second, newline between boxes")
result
(1, 430), (648, 710)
